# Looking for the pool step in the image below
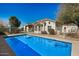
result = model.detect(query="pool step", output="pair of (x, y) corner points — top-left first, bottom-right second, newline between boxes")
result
(55, 42), (68, 48)
(25, 35), (32, 38)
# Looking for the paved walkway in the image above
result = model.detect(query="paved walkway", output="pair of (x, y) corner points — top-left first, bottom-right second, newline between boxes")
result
(0, 36), (15, 56)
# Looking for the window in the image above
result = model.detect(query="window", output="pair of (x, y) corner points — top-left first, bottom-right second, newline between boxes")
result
(49, 21), (50, 24)
(44, 22), (46, 26)
(64, 27), (66, 30)
(71, 27), (76, 33)
(35, 26), (37, 31)
(48, 26), (51, 30)
(63, 26), (67, 33)
(39, 26), (40, 31)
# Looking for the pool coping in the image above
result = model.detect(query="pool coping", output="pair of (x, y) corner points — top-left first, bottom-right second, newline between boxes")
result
(6, 33), (72, 43)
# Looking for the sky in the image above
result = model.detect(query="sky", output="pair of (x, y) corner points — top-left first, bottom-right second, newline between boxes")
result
(0, 3), (60, 26)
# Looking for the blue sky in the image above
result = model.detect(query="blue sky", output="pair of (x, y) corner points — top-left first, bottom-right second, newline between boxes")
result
(0, 3), (60, 26)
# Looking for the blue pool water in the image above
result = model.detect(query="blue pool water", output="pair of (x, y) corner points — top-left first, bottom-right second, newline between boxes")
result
(5, 35), (72, 56)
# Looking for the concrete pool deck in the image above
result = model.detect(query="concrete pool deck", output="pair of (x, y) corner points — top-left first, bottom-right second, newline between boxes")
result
(0, 36), (15, 56)
(3, 33), (79, 56)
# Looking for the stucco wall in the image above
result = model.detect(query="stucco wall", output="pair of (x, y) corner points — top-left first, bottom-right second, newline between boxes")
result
(62, 25), (78, 33)
(42, 21), (56, 34)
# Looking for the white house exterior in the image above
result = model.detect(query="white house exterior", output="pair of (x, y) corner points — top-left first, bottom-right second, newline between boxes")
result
(23, 26), (29, 32)
(23, 24), (34, 33)
(62, 23), (78, 34)
(34, 18), (56, 34)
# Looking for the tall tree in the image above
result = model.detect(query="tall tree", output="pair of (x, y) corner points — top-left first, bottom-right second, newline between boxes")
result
(56, 3), (79, 27)
(9, 16), (21, 33)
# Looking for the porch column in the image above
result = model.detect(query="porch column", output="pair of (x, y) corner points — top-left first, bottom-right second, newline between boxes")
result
(23, 26), (26, 32)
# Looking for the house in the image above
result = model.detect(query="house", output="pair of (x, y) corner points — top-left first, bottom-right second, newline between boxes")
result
(24, 24), (34, 32)
(62, 23), (78, 34)
(33, 18), (56, 34)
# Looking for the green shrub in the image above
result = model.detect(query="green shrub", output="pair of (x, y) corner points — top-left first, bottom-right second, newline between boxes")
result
(48, 29), (56, 35)
(41, 31), (47, 34)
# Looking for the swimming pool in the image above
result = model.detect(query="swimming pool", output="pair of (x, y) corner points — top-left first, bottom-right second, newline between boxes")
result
(5, 34), (72, 56)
